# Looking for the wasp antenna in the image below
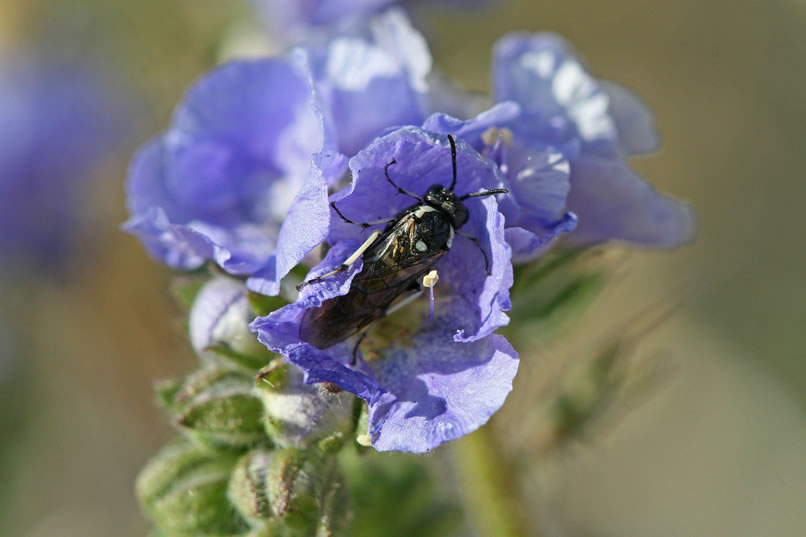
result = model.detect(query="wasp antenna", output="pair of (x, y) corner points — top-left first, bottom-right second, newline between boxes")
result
(460, 188), (509, 201)
(448, 134), (458, 191)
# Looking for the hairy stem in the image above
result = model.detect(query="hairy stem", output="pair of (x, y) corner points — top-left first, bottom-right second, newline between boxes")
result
(452, 424), (531, 537)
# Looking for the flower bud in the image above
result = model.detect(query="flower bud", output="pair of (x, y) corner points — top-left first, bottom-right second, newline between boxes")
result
(190, 277), (274, 370)
(136, 441), (248, 536)
(227, 449), (275, 526)
(173, 366), (266, 451)
(267, 449), (322, 533)
(255, 362), (354, 449)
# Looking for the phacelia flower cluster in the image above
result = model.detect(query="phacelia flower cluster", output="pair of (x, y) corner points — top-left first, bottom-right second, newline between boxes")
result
(126, 8), (693, 453)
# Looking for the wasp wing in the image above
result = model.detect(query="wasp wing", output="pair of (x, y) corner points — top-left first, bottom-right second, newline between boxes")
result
(300, 214), (448, 349)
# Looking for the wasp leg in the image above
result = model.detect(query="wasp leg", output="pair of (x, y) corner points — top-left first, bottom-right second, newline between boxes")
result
(297, 229), (381, 290)
(457, 231), (491, 275)
(385, 159), (423, 203)
(331, 201), (395, 228)
(351, 327), (373, 365)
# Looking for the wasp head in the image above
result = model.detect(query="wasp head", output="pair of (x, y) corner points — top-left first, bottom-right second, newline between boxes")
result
(424, 184), (469, 228)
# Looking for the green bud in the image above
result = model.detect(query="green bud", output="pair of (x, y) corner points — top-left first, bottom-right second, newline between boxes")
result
(177, 393), (265, 452)
(136, 441), (211, 510)
(256, 365), (353, 449)
(136, 440), (248, 536)
(227, 449), (275, 525)
(172, 366), (253, 412)
(173, 366), (266, 451)
(267, 449), (322, 532)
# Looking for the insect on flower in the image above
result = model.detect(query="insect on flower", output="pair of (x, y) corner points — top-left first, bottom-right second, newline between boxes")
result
(297, 135), (509, 358)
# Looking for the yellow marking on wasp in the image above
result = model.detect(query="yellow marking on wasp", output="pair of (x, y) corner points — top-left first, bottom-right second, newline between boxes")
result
(299, 229), (382, 288)
(407, 218), (416, 250)
(413, 205), (438, 219)
(343, 229), (381, 267)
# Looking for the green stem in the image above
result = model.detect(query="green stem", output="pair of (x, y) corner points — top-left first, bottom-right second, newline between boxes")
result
(452, 425), (531, 537)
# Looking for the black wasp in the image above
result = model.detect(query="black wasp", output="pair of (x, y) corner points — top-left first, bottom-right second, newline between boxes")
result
(297, 135), (508, 356)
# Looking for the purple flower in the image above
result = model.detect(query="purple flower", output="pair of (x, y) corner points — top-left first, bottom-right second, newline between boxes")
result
(124, 11), (460, 292)
(123, 56), (333, 295)
(492, 33), (695, 247)
(0, 57), (119, 270)
(251, 128), (518, 452)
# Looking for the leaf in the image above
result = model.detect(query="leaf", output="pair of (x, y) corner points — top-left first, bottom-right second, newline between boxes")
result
(206, 342), (274, 372)
(170, 275), (209, 312)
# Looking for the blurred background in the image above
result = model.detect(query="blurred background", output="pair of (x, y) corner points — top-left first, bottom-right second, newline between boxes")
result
(1, 0), (804, 536)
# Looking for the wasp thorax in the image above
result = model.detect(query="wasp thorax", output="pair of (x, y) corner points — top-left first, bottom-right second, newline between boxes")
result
(424, 184), (468, 228)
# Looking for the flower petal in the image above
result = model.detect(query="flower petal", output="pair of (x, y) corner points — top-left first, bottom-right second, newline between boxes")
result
(124, 59), (329, 281)
(492, 33), (616, 152)
(368, 330), (518, 452)
(566, 154), (695, 247)
(508, 148), (570, 230)
(505, 212), (578, 264)
(283, 342), (384, 403)
(441, 194), (513, 342)
(123, 140), (278, 273)
(600, 80), (660, 156)
(305, 9), (431, 156)
(247, 151), (347, 295)
(421, 102), (521, 150)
